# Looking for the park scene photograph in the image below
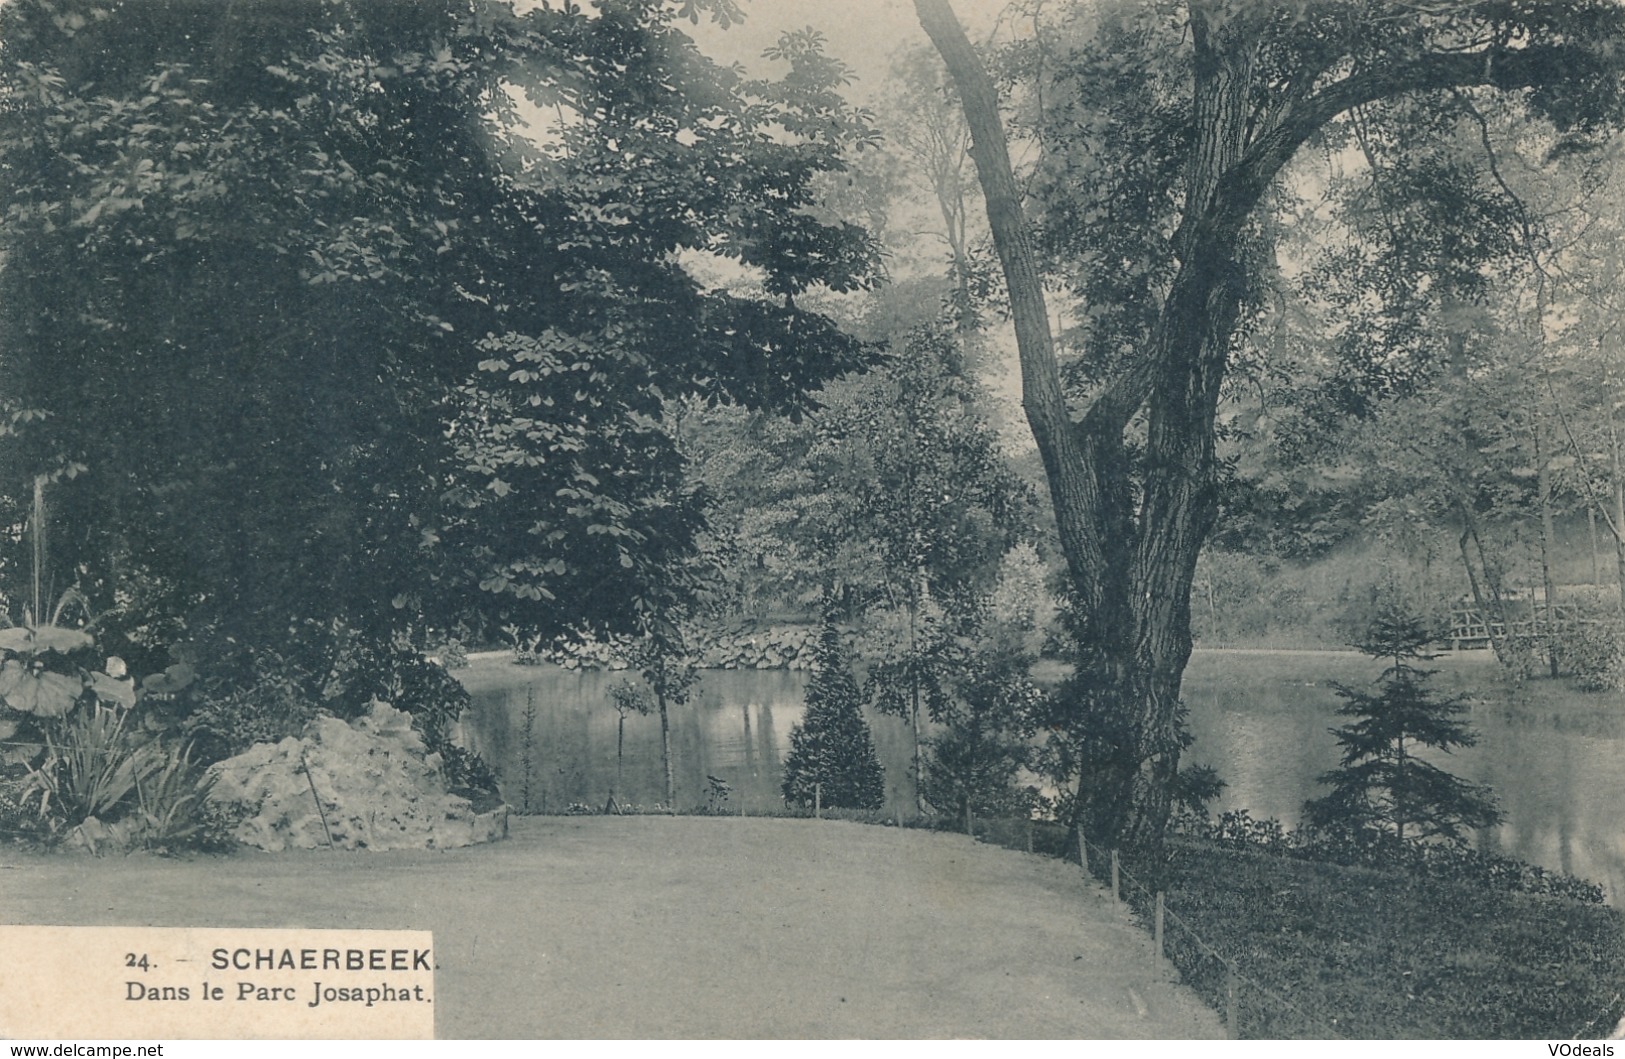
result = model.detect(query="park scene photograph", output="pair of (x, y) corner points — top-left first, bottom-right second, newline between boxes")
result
(2, 0), (1624, 1041)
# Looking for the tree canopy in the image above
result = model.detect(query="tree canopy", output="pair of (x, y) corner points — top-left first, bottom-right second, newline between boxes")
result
(916, 0), (1625, 855)
(0, 0), (881, 704)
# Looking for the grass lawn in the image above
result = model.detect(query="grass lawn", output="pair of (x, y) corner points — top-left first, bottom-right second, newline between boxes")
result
(953, 817), (1625, 1039)
(1076, 835), (1625, 1040)
(1154, 841), (1625, 1039)
(1, 816), (1222, 1039)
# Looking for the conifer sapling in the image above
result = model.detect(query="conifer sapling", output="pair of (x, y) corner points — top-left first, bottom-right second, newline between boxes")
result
(1305, 606), (1501, 847)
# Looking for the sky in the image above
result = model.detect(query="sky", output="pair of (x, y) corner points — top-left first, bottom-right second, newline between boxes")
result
(684, 1), (1035, 441)
(513, 0), (1035, 441)
(685, 0), (1016, 99)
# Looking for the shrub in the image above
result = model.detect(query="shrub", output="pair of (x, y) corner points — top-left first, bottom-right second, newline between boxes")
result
(436, 638), (470, 670)
(920, 634), (1043, 821)
(182, 661), (320, 763)
(782, 619), (885, 810)
(1183, 809), (1605, 904)
(324, 639), (501, 802)
(184, 799), (252, 853)
(0, 770), (53, 843)
(131, 742), (217, 851)
(1565, 617), (1625, 691)
(0, 616), (225, 849)
(1168, 763), (1227, 831)
(440, 744), (502, 812)
(13, 702), (221, 852)
(34, 703), (164, 825)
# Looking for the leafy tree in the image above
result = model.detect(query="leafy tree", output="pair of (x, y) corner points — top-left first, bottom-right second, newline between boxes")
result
(914, 0), (1625, 856)
(667, 399), (820, 620)
(0, 0), (488, 681)
(620, 628), (698, 811)
(1305, 606), (1501, 846)
(781, 617), (884, 811)
(861, 597), (958, 815)
(809, 328), (1031, 810)
(921, 627), (1043, 832)
(0, 0), (880, 733)
(441, 13), (883, 634)
(1233, 92), (1611, 672)
(685, 323), (1032, 812)
(690, 328), (1025, 604)
(1212, 91), (1625, 672)
(809, 329), (1028, 614)
(605, 677), (654, 812)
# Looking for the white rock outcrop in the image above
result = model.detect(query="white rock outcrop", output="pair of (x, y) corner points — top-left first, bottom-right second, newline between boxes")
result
(207, 702), (507, 852)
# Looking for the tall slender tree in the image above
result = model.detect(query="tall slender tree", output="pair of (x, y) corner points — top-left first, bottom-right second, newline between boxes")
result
(914, 0), (1625, 856)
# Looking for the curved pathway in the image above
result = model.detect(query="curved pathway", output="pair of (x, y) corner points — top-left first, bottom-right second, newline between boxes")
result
(2, 817), (1222, 1038)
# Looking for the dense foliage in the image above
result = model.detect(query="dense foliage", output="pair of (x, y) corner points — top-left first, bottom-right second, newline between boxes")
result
(1196, 808), (1604, 905)
(781, 618), (885, 811)
(679, 324), (1034, 622)
(0, 0), (880, 750)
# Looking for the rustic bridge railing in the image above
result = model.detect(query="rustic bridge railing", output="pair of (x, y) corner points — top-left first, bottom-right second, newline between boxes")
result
(1446, 603), (1602, 651)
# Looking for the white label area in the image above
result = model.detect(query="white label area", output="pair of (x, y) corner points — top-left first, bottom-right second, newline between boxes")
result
(0, 925), (435, 1039)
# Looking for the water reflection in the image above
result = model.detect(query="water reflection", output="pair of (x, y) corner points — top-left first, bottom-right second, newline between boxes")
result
(1182, 650), (1625, 903)
(460, 649), (1625, 902)
(460, 665), (915, 818)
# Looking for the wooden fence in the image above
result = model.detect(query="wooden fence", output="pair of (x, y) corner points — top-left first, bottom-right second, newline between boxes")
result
(1446, 602), (1602, 651)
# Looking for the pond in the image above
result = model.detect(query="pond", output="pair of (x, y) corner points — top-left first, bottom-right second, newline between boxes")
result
(456, 648), (1625, 902)
(454, 660), (919, 819)
(1182, 649), (1625, 904)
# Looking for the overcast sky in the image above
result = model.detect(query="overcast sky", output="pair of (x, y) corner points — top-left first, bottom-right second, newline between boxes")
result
(685, 1), (1033, 443)
(687, 0), (1017, 102)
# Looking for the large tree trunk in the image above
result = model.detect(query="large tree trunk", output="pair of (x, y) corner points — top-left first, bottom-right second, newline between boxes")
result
(915, 0), (1248, 861)
(914, 0), (1606, 859)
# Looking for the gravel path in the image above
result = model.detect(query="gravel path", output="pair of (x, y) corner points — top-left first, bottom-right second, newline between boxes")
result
(2, 817), (1223, 1038)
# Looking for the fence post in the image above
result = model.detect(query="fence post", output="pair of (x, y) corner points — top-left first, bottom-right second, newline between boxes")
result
(1226, 965), (1239, 1039)
(1025, 819), (1033, 855)
(1153, 891), (1164, 964)
(1110, 849), (1120, 902)
(814, 782), (821, 819)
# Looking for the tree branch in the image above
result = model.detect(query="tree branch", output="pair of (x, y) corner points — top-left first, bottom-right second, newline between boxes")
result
(914, 0), (1111, 582)
(1223, 43), (1601, 243)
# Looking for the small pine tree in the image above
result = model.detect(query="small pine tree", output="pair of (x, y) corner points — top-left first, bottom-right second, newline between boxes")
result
(782, 619), (885, 811)
(1305, 607), (1502, 847)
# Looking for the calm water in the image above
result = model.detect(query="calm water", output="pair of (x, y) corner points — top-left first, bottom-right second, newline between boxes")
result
(1182, 649), (1625, 903)
(455, 662), (919, 818)
(457, 649), (1625, 901)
